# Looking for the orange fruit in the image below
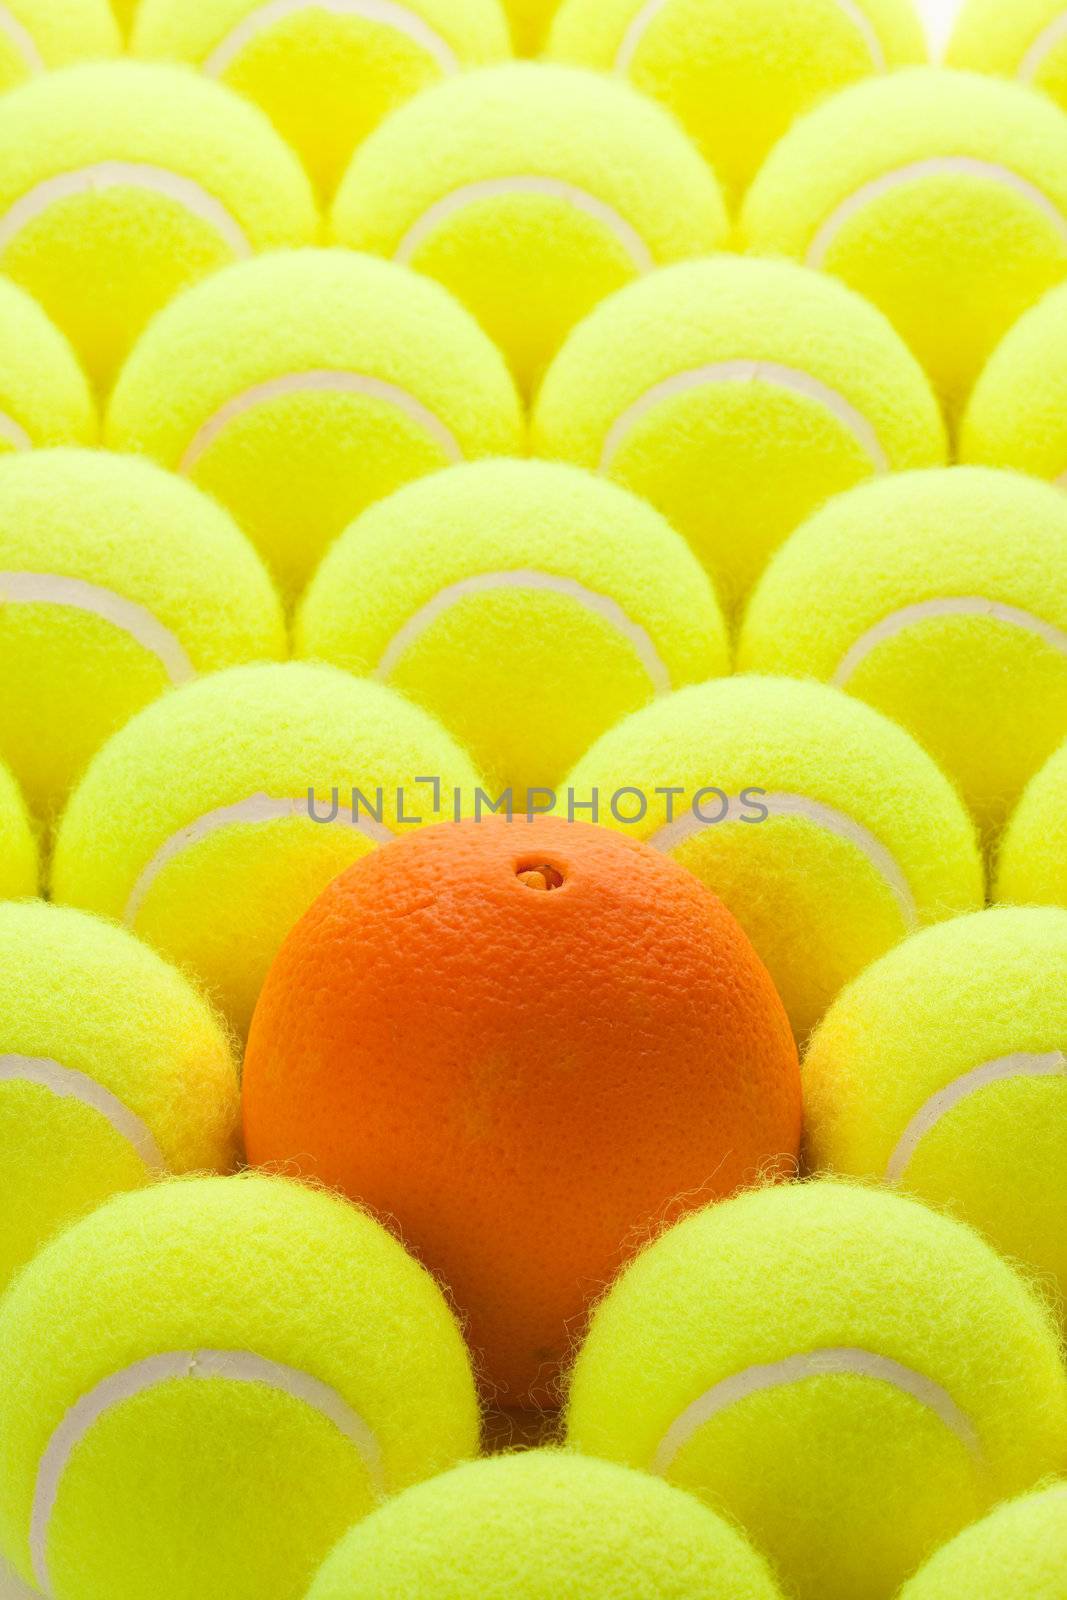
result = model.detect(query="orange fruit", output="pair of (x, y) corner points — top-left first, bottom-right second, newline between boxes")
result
(243, 817), (801, 1407)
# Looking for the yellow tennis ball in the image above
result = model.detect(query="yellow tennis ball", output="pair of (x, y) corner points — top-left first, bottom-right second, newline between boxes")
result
(0, 448), (286, 823)
(804, 906), (1067, 1317)
(107, 248), (524, 598)
(949, 0), (1067, 113)
(567, 1181), (1067, 1600)
(0, 900), (239, 1295)
(331, 62), (729, 394)
(742, 67), (1067, 420)
(306, 1451), (787, 1600)
(899, 1483), (1067, 1600)
(738, 467), (1067, 836)
(503, 0), (561, 53)
(0, 0), (119, 92)
(0, 1173), (479, 1600)
(565, 676), (984, 1040)
(296, 460), (728, 800)
(0, 278), (96, 454)
(996, 735), (1067, 909)
(960, 280), (1067, 477)
(0, 62), (317, 392)
(132, 0), (511, 199)
(50, 661), (483, 1034)
(548, 0), (926, 206)
(0, 756), (36, 901)
(531, 256), (946, 614)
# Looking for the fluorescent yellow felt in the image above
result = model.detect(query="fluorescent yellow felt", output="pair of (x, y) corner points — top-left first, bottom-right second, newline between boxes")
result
(0, 900), (239, 1294)
(996, 735), (1067, 910)
(0, 61), (317, 391)
(107, 249), (523, 597)
(0, 0), (119, 91)
(134, 0), (511, 198)
(549, 0), (926, 205)
(738, 467), (1067, 836)
(804, 907), (1067, 1317)
(50, 661), (483, 1034)
(0, 277), (96, 456)
(961, 279), (1067, 479)
(331, 62), (728, 394)
(565, 675), (983, 1040)
(297, 459), (728, 799)
(899, 1483), (1067, 1600)
(306, 1452), (786, 1600)
(0, 1174), (479, 1600)
(742, 67), (1067, 420)
(567, 1181), (1067, 1600)
(0, 448), (285, 822)
(950, 0), (1067, 114)
(532, 256), (946, 614)
(0, 756), (36, 901)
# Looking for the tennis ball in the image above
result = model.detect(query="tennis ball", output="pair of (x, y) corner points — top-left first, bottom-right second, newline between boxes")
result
(899, 1483), (1067, 1600)
(0, 1173), (479, 1600)
(565, 676), (983, 1041)
(296, 460), (728, 799)
(0, 900), (239, 1295)
(804, 907), (1067, 1317)
(330, 63), (729, 394)
(950, 1), (1067, 114)
(742, 67), (1067, 419)
(960, 280), (1067, 477)
(244, 815), (801, 1407)
(107, 249), (524, 597)
(548, 0), (926, 206)
(0, 62), (317, 392)
(133, 0), (511, 199)
(567, 1181), (1067, 1600)
(996, 735), (1067, 909)
(0, 0), (119, 90)
(0, 278), (96, 455)
(502, 0), (563, 53)
(738, 468), (1067, 836)
(51, 662), (483, 1034)
(531, 256), (946, 613)
(0, 449), (285, 823)
(305, 1451), (787, 1600)
(0, 757), (36, 901)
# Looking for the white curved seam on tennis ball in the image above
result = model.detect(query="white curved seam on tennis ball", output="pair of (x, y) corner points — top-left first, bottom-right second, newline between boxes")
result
(807, 158), (1067, 268)
(205, 0), (461, 76)
(0, 411), (32, 451)
(614, 0), (886, 74)
(0, 573), (196, 683)
(179, 370), (464, 475)
(124, 793), (394, 925)
(651, 791), (918, 928)
(652, 1347), (980, 1476)
(30, 1349), (386, 1593)
(835, 595), (1067, 680)
(886, 1050), (1067, 1184)
(375, 569), (673, 693)
(0, 1055), (166, 1173)
(1020, 13), (1067, 83)
(598, 361), (890, 475)
(395, 177), (655, 272)
(833, 597), (1067, 686)
(0, 7), (43, 74)
(0, 165), (252, 258)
